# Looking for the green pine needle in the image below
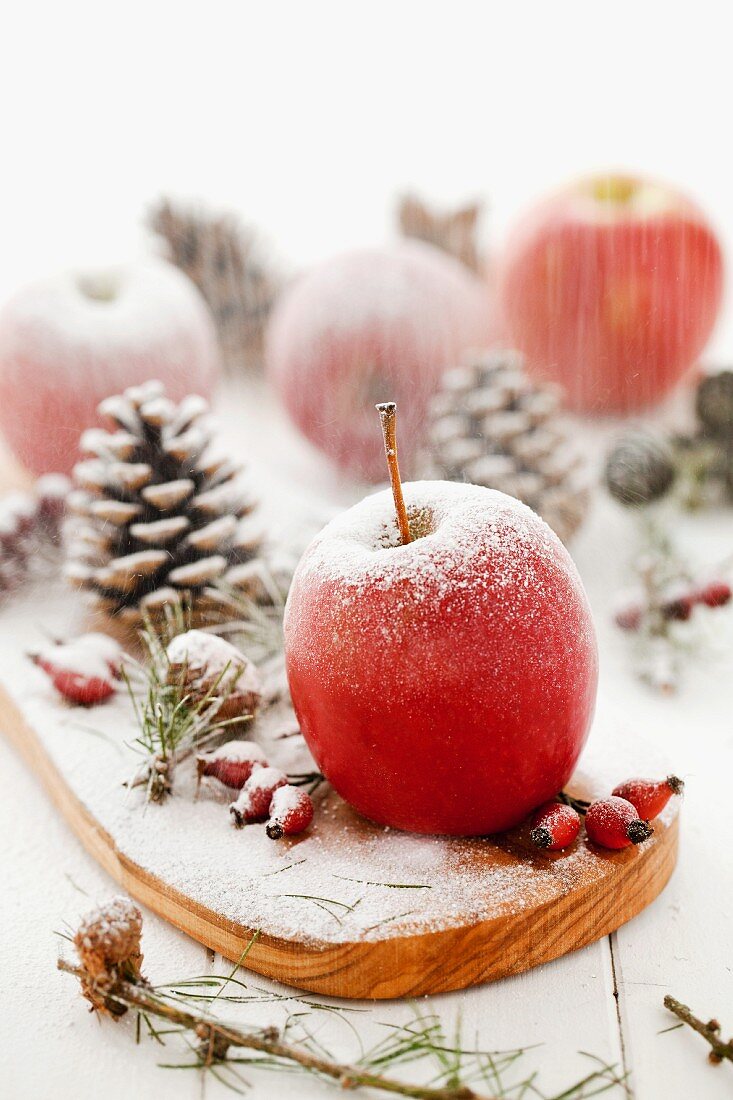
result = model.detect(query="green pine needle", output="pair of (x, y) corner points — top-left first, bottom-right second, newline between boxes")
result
(123, 616), (254, 802)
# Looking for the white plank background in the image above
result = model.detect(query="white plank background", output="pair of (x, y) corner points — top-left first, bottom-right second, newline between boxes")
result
(3, 2), (733, 1096)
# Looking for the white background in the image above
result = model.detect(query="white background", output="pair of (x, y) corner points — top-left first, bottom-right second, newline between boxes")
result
(0, 0), (732, 354)
(3, 3), (733, 1099)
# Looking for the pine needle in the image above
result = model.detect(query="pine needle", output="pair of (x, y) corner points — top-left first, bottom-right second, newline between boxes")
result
(122, 616), (253, 802)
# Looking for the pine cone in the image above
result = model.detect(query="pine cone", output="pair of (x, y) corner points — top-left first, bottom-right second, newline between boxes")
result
(695, 369), (733, 438)
(0, 476), (69, 598)
(398, 194), (482, 272)
(424, 350), (589, 543)
(149, 198), (278, 374)
(605, 431), (676, 506)
(65, 381), (270, 624)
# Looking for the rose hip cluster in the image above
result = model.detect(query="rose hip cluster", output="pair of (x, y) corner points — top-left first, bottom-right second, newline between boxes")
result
(616, 579), (731, 632)
(197, 741), (313, 840)
(530, 775), (683, 852)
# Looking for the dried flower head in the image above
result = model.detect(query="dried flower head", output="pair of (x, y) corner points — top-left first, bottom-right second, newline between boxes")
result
(73, 896), (144, 1015)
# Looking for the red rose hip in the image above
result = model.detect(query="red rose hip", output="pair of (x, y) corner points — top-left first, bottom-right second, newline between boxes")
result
(266, 786), (314, 839)
(33, 656), (116, 706)
(696, 581), (732, 608)
(30, 633), (124, 706)
(611, 775), (684, 820)
(614, 603), (643, 631)
(585, 796), (653, 850)
(229, 766), (287, 827)
(197, 741), (268, 790)
(529, 801), (581, 851)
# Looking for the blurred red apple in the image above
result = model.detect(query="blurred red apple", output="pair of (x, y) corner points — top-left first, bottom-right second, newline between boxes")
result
(0, 258), (220, 475)
(266, 242), (497, 481)
(285, 480), (598, 836)
(498, 175), (724, 413)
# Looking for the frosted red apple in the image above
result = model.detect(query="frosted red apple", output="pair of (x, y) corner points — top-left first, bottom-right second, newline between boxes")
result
(266, 242), (496, 481)
(499, 175), (723, 413)
(0, 258), (220, 475)
(284, 480), (598, 836)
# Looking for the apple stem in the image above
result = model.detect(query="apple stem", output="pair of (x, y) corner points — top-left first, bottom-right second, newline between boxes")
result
(376, 402), (411, 545)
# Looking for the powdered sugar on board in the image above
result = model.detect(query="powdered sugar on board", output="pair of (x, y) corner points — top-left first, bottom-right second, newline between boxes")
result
(0, 583), (677, 947)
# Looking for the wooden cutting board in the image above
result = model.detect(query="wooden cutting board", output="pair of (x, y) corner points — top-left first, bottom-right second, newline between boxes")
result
(0, 589), (679, 1000)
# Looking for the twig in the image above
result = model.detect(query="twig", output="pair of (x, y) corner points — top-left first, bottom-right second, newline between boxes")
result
(58, 899), (626, 1099)
(664, 995), (733, 1066)
(57, 958), (489, 1099)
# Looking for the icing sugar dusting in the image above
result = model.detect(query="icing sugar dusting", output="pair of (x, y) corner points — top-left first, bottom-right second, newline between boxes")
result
(167, 629), (262, 697)
(293, 480), (571, 602)
(0, 585), (675, 949)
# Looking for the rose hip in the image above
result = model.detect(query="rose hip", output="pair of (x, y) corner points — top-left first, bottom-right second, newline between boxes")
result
(661, 590), (695, 622)
(229, 766), (287, 827)
(696, 581), (732, 608)
(529, 800), (581, 851)
(614, 604), (643, 632)
(266, 786), (314, 839)
(611, 775), (684, 820)
(197, 741), (268, 790)
(33, 655), (116, 706)
(585, 795), (653, 850)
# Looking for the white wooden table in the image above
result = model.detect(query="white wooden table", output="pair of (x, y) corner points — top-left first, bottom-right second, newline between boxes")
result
(2, 376), (732, 1099)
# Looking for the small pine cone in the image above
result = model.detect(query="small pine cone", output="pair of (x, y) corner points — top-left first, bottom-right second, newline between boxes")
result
(605, 431), (676, 506)
(74, 896), (144, 1016)
(64, 382), (270, 624)
(696, 370), (733, 438)
(425, 350), (589, 543)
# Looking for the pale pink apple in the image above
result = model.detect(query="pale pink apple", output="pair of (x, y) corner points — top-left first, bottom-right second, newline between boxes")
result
(0, 258), (220, 474)
(499, 174), (723, 413)
(266, 242), (498, 481)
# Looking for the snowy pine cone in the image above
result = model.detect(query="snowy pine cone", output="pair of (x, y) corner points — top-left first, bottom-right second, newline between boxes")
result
(150, 199), (277, 374)
(0, 475), (69, 597)
(424, 350), (590, 543)
(64, 381), (271, 624)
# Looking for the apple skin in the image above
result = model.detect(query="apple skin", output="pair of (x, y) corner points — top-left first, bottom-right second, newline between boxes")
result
(498, 175), (724, 413)
(284, 480), (598, 836)
(266, 242), (498, 482)
(0, 259), (220, 475)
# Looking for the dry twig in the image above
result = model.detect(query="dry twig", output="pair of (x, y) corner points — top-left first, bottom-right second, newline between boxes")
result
(664, 995), (733, 1066)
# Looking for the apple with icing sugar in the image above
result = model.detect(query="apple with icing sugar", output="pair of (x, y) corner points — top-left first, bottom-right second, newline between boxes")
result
(499, 174), (723, 413)
(266, 241), (496, 482)
(0, 258), (219, 475)
(284, 404), (598, 836)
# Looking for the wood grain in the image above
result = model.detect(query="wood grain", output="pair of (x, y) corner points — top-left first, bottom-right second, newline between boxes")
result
(0, 681), (679, 1000)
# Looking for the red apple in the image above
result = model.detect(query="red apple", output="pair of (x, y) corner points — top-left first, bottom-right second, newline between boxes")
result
(0, 258), (220, 475)
(498, 175), (723, 413)
(284, 479), (598, 836)
(266, 242), (497, 481)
